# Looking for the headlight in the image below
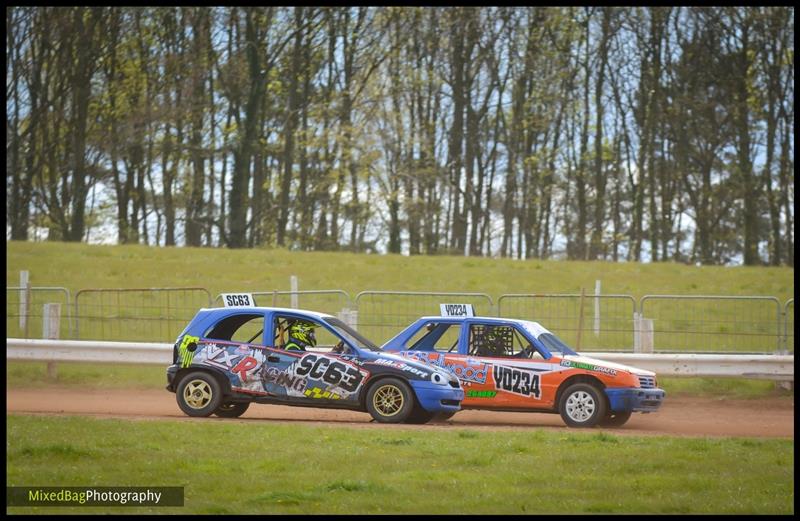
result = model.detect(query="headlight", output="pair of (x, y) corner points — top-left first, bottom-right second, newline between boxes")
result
(430, 372), (449, 386)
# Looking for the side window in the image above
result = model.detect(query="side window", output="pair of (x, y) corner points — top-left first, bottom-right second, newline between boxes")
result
(468, 324), (534, 358)
(516, 326), (546, 360)
(205, 313), (264, 344)
(407, 322), (462, 353)
(273, 315), (347, 354)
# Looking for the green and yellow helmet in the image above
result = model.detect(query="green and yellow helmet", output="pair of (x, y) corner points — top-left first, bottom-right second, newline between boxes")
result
(289, 320), (317, 348)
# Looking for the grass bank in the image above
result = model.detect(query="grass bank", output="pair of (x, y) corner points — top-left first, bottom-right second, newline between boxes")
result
(7, 241), (794, 301)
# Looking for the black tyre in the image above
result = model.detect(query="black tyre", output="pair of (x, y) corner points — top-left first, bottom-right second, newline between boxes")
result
(176, 371), (224, 417)
(599, 410), (632, 427)
(405, 405), (436, 424)
(558, 383), (607, 428)
(365, 378), (415, 423)
(214, 401), (251, 418)
(432, 411), (457, 422)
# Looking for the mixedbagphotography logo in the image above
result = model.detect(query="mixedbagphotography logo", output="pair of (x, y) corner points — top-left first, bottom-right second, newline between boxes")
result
(7, 487), (184, 507)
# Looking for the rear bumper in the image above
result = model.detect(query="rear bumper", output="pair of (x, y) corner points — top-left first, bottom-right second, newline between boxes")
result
(604, 387), (665, 413)
(408, 380), (464, 413)
(166, 365), (178, 392)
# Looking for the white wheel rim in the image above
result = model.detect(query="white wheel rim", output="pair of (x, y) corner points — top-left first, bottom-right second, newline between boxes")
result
(373, 385), (404, 416)
(184, 379), (212, 409)
(565, 390), (596, 422)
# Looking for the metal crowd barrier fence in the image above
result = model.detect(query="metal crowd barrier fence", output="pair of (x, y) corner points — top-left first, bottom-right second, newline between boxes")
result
(5, 284), (794, 355)
(784, 299), (794, 354)
(497, 294), (638, 352)
(6, 286), (73, 339)
(355, 291), (494, 345)
(639, 295), (783, 354)
(74, 288), (212, 342)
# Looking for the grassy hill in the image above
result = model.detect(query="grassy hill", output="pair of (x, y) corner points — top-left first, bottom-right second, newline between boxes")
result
(6, 241), (794, 301)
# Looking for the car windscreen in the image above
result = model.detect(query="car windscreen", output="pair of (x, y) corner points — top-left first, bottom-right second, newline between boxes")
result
(325, 317), (381, 351)
(537, 332), (578, 356)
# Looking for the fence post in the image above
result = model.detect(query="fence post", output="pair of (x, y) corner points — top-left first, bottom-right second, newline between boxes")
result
(337, 308), (358, 329)
(290, 276), (298, 309)
(594, 280), (601, 336)
(19, 271), (29, 333)
(24, 280), (32, 339)
(633, 312), (641, 353)
(43, 303), (61, 379)
(576, 287), (586, 350)
(778, 299), (793, 391)
(640, 318), (654, 353)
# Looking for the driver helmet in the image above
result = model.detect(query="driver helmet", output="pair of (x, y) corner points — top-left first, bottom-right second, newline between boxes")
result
(289, 320), (317, 348)
(485, 326), (505, 355)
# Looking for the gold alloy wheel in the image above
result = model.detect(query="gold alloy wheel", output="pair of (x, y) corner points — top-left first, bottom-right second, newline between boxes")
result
(184, 379), (213, 409)
(372, 384), (404, 417)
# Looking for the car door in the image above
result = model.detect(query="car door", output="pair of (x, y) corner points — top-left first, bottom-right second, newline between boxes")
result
(194, 311), (271, 395)
(398, 319), (494, 395)
(260, 312), (368, 404)
(456, 321), (561, 409)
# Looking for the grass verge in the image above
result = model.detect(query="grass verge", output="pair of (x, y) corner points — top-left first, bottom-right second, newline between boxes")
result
(6, 414), (793, 514)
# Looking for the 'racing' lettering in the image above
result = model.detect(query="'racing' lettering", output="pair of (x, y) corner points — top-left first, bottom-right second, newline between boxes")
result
(232, 356), (258, 381)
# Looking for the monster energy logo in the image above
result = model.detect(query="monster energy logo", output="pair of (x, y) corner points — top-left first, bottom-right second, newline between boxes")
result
(178, 335), (200, 368)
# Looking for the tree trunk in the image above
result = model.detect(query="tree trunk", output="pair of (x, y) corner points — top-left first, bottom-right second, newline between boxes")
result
(589, 7), (611, 260)
(277, 7), (304, 247)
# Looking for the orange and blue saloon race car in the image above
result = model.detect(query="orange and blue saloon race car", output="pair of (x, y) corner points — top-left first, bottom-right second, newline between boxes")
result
(382, 304), (665, 428)
(166, 293), (463, 424)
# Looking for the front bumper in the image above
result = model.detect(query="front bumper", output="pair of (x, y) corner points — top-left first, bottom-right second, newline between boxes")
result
(604, 387), (665, 413)
(408, 380), (464, 413)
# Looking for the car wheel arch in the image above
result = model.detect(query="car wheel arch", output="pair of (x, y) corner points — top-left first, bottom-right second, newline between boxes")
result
(554, 374), (606, 411)
(175, 366), (232, 396)
(360, 374), (417, 411)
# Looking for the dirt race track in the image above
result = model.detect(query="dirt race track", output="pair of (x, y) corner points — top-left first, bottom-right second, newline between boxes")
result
(7, 387), (793, 438)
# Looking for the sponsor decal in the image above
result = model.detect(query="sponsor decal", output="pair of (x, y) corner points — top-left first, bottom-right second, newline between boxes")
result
(294, 353), (368, 394)
(466, 390), (497, 398)
(304, 386), (342, 400)
(231, 356), (259, 382)
(372, 358), (430, 378)
(405, 352), (489, 384)
(560, 359), (618, 376)
(493, 365), (541, 399)
(204, 345), (248, 371)
(177, 335), (200, 368)
(260, 366), (307, 393)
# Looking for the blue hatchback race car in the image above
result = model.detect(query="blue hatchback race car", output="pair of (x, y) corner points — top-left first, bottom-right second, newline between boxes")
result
(166, 298), (463, 424)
